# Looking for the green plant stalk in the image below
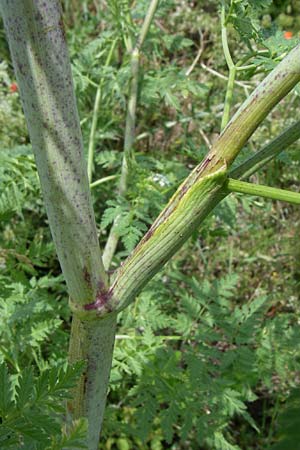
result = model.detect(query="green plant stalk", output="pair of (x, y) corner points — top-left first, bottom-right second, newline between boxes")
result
(207, 43), (300, 169)
(67, 314), (117, 447)
(90, 174), (118, 189)
(102, 0), (160, 270)
(0, 1), (116, 447)
(102, 48), (139, 270)
(221, 65), (236, 130)
(220, 0), (236, 130)
(3, 1), (300, 445)
(87, 39), (117, 183)
(0, 0), (107, 303)
(226, 178), (300, 204)
(84, 44), (300, 316)
(136, 0), (160, 50)
(229, 120), (300, 179)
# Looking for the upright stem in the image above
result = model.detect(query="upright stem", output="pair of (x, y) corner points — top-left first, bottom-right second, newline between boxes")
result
(87, 39), (117, 183)
(68, 314), (117, 448)
(136, 0), (160, 50)
(0, 0), (107, 303)
(0, 2), (116, 447)
(102, 0), (160, 270)
(220, 1), (236, 130)
(221, 66), (236, 130)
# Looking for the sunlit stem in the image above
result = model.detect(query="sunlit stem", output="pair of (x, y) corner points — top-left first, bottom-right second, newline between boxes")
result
(226, 178), (300, 205)
(221, 65), (236, 130)
(220, 0), (236, 130)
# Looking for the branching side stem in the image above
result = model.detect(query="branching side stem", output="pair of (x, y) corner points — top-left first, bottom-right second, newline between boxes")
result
(229, 120), (300, 179)
(93, 44), (300, 316)
(226, 178), (300, 204)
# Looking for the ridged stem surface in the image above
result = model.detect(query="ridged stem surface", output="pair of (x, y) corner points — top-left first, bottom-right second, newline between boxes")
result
(0, 2), (115, 447)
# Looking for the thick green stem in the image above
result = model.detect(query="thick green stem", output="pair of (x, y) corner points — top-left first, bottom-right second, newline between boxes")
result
(107, 167), (228, 313)
(221, 1), (234, 70)
(207, 43), (300, 170)
(0, 1), (114, 446)
(226, 178), (300, 204)
(102, 0), (160, 270)
(68, 314), (117, 449)
(88, 45), (300, 316)
(0, 0), (107, 302)
(229, 120), (300, 179)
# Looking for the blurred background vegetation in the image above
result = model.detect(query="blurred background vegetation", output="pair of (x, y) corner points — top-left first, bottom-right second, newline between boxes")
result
(0, 1), (300, 449)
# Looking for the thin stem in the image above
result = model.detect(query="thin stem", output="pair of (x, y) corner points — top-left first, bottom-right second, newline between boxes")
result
(102, 49), (139, 269)
(123, 5), (134, 52)
(220, 1), (236, 130)
(236, 64), (256, 71)
(185, 29), (204, 77)
(136, 0), (160, 50)
(90, 174), (118, 189)
(221, 1), (234, 70)
(115, 334), (182, 340)
(102, 0), (160, 270)
(226, 178), (300, 205)
(200, 62), (252, 88)
(87, 39), (117, 182)
(230, 120), (300, 180)
(221, 65), (236, 130)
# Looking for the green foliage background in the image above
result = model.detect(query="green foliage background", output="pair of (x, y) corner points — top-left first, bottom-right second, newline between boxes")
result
(0, 0), (300, 448)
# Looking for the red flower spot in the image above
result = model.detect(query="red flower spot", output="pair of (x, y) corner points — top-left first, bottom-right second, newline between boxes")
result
(9, 83), (18, 93)
(284, 31), (293, 40)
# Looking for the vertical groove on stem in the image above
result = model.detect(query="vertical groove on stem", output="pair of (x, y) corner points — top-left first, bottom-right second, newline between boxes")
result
(1, 2), (116, 446)
(68, 314), (117, 449)
(0, 0), (107, 303)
